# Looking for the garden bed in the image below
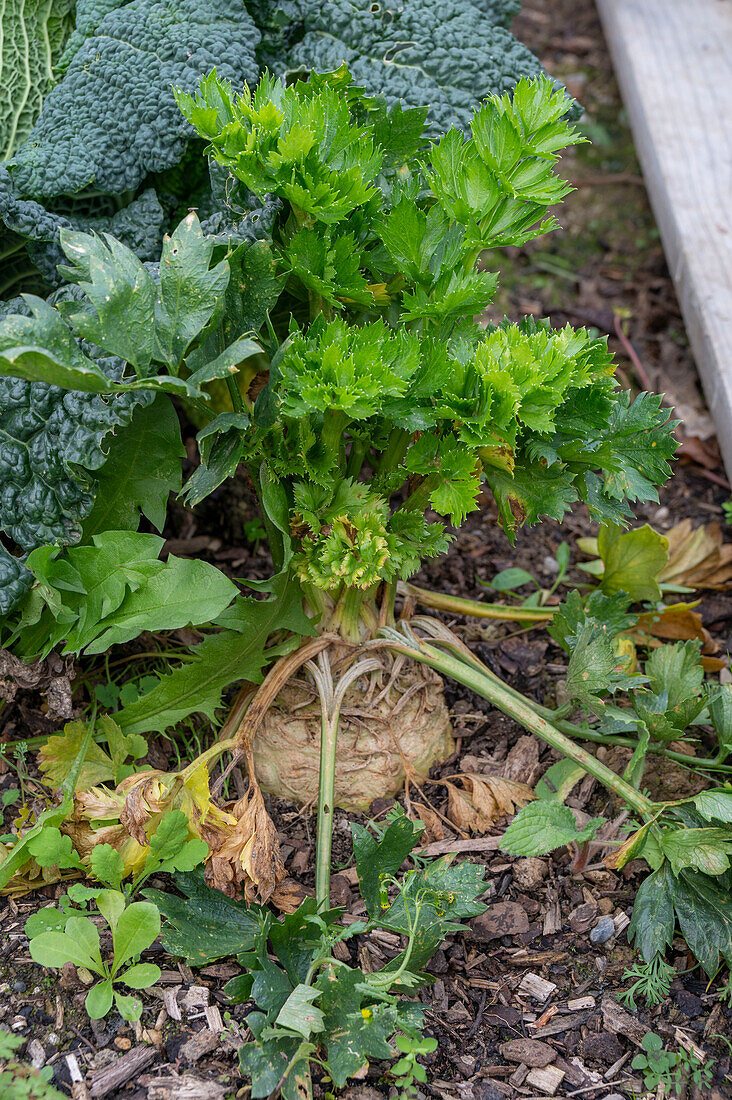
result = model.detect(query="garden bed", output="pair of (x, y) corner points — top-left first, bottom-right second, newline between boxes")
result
(1, 1), (731, 1098)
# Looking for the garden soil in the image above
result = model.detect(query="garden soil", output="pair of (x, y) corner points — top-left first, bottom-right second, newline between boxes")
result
(1, 0), (731, 1096)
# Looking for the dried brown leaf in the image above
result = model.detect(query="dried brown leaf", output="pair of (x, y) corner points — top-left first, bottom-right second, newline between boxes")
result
(660, 520), (732, 589)
(634, 602), (717, 654)
(205, 781), (286, 904)
(413, 803), (446, 843)
(0, 649), (74, 718)
(446, 774), (535, 833)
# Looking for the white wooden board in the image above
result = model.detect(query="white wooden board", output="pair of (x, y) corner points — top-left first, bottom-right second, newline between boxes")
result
(595, 0), (732, 473)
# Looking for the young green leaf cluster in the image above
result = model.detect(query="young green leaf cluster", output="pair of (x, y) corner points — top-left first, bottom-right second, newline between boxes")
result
(0, 1029), (65, 1100)
(173, 69), (674, 634)
(28, 893), (161, 1021)
(0, 71), (676, 646)
(145, 807), (486, 1098)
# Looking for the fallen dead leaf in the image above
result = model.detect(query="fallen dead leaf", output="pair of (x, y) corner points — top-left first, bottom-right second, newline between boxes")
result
(633, 602), (717, 654)
(413, 802), (446, 843)
(0, 649), (74, 719)
(445, 773), (534, 833)
(660, 519), (732, 589)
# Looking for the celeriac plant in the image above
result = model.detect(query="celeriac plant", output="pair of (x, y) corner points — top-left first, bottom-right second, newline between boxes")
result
(0, 69), (677, 912)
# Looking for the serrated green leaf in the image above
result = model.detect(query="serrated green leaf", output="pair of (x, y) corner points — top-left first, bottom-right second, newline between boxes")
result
(144, 870), (266, 966)
(672, 870), (732, 977)
(0, 719), (93, 890)
(238, 1034), (311, 1100)
(83, 397), (185, 536)
(317, 967), (396, 1086)
(148, 811), (190, 863)
(627, 864), (676, 962)
(693, 788), (732, 823)
(352, 807), (423, 919)
(38, 715), (145, 791)
(154, 213), (230, 370)
(501, 800), (604, 857)
(25, 907), (68, 938)
(90, 844), (126, 890)
(27, 827), (83, 870)
(58, 229), (157, 373)
(659, 828), (732, 876)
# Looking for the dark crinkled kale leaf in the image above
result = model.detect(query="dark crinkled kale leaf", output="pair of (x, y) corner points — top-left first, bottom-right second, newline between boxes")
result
(278, 0), (551, 137)
(0, 297), (152, 616)
(9, 0), (261, 198)
(0, 169), (166, 288)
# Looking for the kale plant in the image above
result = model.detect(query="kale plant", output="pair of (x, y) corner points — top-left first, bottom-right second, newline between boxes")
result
(0, 0), (561, 298)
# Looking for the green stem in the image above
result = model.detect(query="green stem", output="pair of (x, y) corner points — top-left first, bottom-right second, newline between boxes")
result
(400, 582), (556, 623)
(315, 693), (341, 910)
(376, 428), (412, 481)
(332, 587), (366, 644)
(398, 475), (437, 514)
(310, 652), (382, 909)
(225, 373), (245, 415)
(321, 411), (347, 469)
(551, 716), (732, 773)
(346, 436), (370, 480)
(382, 628), (653, 816)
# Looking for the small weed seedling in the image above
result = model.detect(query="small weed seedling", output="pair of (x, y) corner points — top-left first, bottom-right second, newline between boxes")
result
(0, 1030), (64, 1100)
(632, 1033), (714, 1095)
(27, 892), (160, 1021)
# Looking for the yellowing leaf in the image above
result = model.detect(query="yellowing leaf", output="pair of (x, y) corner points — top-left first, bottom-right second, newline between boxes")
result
(597, 523), (668, 602)
(37, 716), (144, 792)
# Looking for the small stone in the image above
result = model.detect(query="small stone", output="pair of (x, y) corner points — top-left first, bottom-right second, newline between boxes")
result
(597, 897), (614, 915)
(569, 902), (597, 933)
(471, 902), (530, 941)
(589, 916), (615, 944)
(12, 980), (26, 993)
(500, 1038), (556, 1068)
(114, 1037), (132, 1051)
(512, 858), (549, 891)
